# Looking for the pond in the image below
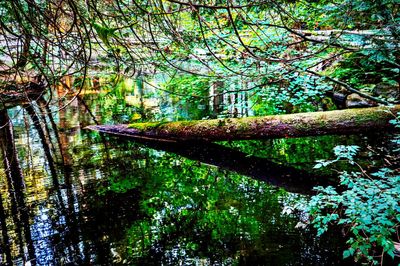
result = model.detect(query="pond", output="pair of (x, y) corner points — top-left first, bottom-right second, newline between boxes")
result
(0, 76), (392, 265)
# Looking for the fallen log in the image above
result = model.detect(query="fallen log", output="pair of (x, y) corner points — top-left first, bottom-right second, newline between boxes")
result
(86, 105), (400, 141)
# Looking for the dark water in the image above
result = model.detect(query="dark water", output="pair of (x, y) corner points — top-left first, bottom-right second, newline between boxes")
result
(0, 80), (389, 265)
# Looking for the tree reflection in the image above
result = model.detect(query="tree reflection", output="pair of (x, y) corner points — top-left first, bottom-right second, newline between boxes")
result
(0, 109), (36, 265)
(0, 104), (86, 264)
(0, 180), (12, 265)
(0, 97), (140, 264)
(0, 92), (355, 265)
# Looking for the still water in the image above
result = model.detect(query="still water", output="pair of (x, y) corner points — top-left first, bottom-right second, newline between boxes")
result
(0, 77), (389, 265)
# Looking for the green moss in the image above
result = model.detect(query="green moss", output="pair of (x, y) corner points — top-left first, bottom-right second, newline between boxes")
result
(234, 119), (252, 133)
(175, 121), (198, 127)
(129, 120), (201, 133)
(217, 119), (225, 127)
(128, 121), (169, 132)
(351, 108), (389, 126)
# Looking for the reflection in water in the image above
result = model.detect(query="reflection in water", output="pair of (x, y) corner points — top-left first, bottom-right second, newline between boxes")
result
(95, 135), (337, 195)
(0, 80), (379, 265)
(0, 110), (35, 265)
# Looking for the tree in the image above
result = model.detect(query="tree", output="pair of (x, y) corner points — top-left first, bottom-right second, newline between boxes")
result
(0, 0), (399, 109)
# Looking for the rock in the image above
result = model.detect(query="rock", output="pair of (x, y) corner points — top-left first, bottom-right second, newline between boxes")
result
(373, 83), (400, 100)
(345, 93), (375, 108)
(333, 91), (347, 108)
(331, 85), (350, 109)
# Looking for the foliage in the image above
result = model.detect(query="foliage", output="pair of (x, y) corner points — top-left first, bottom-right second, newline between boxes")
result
(161, 74), (213, 119)
(2, 0), (399, 108)
(313, 145), (360, 169)
(306, 145), (400, 265)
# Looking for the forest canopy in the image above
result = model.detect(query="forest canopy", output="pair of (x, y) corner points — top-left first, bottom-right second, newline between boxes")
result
(0, 0), (399, 110)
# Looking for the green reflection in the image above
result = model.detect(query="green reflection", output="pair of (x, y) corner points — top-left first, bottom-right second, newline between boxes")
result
(0, 75), (375, 265)
(74, 138), (342, 265)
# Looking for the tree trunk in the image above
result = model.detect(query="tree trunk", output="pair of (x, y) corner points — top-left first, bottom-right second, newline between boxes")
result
(86, 105), (400, 142)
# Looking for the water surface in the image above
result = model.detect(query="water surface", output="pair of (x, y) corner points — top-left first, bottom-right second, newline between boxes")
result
(0, 80), (386, 265)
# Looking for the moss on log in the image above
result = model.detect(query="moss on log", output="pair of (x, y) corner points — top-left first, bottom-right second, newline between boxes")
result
(87, 105), (400, 141)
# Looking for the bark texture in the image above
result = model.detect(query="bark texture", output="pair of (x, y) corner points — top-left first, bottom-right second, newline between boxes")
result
(87, 105), (400, 141)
